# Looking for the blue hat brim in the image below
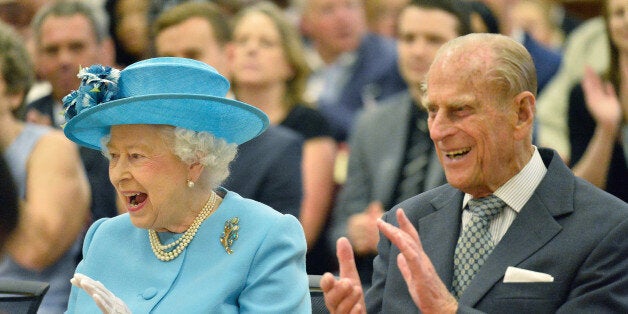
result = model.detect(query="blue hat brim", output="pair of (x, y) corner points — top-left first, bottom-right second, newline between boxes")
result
(63, 93), (269, 150)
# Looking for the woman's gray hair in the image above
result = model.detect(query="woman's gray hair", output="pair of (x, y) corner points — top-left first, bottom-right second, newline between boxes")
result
(101, 126), (238, 189)
(169, 127), (237, 189)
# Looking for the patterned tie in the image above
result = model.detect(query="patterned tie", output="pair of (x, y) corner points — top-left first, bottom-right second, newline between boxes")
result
(452, 195), (505, 298)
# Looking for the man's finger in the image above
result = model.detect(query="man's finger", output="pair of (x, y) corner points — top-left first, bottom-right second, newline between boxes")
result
(377, 216), (423, 269)
(396, 209), (421, 244)
(334, 280), (365, 314)
(320, 272), (336, 293)
(377, 217), (413, 252)
(336, 237), (362, 284)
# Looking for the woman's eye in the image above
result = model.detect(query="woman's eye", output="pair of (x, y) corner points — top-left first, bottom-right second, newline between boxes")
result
(130, 153), (143, 160)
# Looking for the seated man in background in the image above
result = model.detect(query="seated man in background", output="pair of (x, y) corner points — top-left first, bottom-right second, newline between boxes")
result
(329, 0), (470, 286)
(300, 0), (406, 143)
(25, 1), (118, 221)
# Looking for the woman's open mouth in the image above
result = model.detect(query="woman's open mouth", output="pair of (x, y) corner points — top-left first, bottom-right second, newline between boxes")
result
(127, 192), (148, 210)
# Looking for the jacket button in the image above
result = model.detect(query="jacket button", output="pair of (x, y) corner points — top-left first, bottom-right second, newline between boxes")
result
(142, 287), (158, 300)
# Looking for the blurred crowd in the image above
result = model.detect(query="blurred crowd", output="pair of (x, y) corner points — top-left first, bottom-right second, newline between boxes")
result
(0, 0), (625, 312)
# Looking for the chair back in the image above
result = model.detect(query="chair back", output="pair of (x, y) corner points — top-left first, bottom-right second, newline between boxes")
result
(0, 280), (49, 314)
(308, 274), (330, 314)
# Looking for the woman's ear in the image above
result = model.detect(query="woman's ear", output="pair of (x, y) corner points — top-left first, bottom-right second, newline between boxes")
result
(513, 91), (535, 141)
(188, 161), (205, 183)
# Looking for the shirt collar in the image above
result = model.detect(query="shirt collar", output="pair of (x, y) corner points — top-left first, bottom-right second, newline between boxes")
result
(463, 146), (547, 212)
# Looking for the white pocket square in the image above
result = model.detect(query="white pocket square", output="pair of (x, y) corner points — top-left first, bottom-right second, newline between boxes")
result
(503, 266), (554, 283)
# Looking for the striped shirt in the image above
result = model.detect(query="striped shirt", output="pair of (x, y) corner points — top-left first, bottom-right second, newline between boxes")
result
(461, 146), (547, 245)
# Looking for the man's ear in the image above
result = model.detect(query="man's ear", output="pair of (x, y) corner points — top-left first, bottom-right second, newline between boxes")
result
(512, 91), (535, 141)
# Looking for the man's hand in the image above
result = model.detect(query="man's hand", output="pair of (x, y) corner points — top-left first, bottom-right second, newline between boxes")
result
(320, 237), (367, 314)
(377, 209), (458, 314)
(71, 273), (131, 314)
(347, 201), (384, 255)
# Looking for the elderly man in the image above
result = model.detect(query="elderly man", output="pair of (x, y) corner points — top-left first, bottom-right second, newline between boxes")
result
(24, 1), (118, 221)
(322, 33), (628, 313)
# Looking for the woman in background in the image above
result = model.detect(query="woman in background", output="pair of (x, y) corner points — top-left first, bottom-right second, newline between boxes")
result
(229, 1), (338, 274)
(567, 0), (627, 202)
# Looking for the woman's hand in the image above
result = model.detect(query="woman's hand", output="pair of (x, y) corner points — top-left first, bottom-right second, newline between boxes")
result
(582, 66), (622, 133)
(71, 273), (131, 314)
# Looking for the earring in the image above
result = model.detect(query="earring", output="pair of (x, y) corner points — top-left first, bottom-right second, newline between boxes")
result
(187, 179), (195, 188)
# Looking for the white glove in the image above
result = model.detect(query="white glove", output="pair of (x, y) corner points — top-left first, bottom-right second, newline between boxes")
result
(71, 273), (131, 314)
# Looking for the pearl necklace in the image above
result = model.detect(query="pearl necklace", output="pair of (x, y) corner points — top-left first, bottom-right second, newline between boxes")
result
(148, 191), (218, 261)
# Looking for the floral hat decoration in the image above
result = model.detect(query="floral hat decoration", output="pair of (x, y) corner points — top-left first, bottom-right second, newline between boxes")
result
(62, 57), (269, 150)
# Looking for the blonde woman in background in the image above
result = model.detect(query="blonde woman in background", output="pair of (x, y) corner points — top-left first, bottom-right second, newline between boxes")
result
(229, 1), (338, 274)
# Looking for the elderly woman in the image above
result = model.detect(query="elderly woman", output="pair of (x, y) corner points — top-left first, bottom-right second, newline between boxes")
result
(63, 57), (310, 313)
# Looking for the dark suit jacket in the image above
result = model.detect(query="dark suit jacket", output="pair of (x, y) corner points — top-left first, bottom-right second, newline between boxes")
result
(523, 33), (562, 95)
(366, 148), (628, 313)
(317, 33), (407, 142)
(222, 125), (304, 219)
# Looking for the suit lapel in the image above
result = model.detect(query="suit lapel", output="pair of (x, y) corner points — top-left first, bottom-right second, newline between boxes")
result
(418, 188), (464, 290)
(459, 149), (574, 306)
(459, 194), (562, 306)
(424, 149), (445, 190)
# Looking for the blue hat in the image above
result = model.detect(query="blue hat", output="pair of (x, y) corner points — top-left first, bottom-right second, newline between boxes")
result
(62, 57), (269, 150)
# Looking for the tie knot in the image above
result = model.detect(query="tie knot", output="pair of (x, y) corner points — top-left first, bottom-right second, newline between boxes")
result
(467, 195), (505, 221)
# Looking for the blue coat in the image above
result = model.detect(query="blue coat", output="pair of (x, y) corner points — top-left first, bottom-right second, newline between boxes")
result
(66, 190), (310, 313)
(365, 149), (628, 313)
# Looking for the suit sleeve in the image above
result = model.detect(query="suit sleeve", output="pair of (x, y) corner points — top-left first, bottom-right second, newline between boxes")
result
(238, 214), (310, 313)
(556, 217), (628, 312)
